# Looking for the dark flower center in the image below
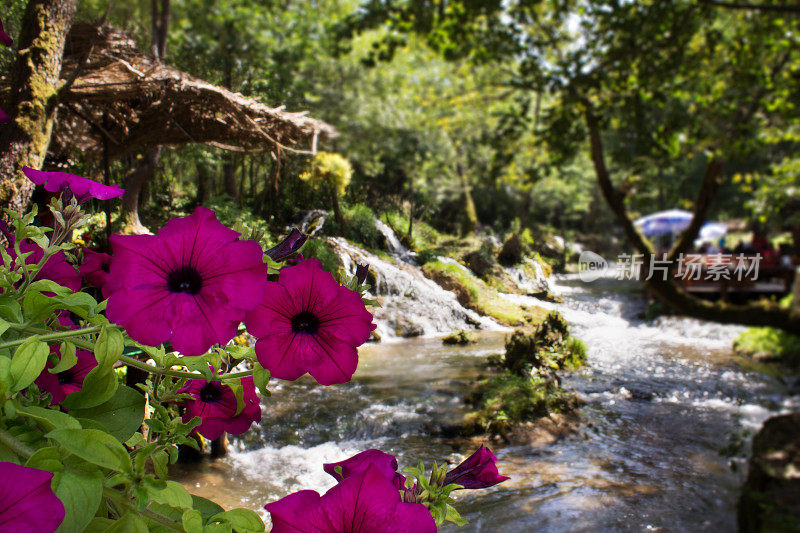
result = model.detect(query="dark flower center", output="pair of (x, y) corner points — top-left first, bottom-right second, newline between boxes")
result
(167, 266), (203, 295)
(199, 383), (222, 403)
(291, 311), (320, 334)
(57, 370), (74, 385)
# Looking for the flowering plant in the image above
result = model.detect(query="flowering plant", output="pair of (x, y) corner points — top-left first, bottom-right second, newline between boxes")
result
(0, 170), (507, 532)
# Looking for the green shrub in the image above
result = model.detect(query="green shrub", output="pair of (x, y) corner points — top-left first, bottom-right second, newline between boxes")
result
(734, 327), (800, 369)
(325, 203), (384, 250)
(501, 312), (581, 376)
(301, 238), (343, 276)
(463, 372), (575, 437)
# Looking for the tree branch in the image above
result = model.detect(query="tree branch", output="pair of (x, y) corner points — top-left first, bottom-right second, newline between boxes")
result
(666, 157), (724, 262)
(582, 101), (800, 335)
(583, 104), (654, 257)
(698, 1), (800, 14)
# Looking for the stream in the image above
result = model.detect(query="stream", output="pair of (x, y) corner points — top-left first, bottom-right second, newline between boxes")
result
(175, 246), (798, 532)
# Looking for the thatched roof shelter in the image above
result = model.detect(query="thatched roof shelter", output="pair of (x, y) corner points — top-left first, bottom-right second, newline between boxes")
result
(52, 23), (336, 160)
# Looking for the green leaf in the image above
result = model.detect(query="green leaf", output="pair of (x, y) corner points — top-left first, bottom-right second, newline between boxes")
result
(60, 366), (118, 410)
(104, 513), (149, 533)
(146, 480), (194, 510)
(54, 461), (104, 533)
(25, 446), (63, 473)
(16, 404), (81, 431)
(204, 523), (233, 533)
(82, 518), (114, 533)
(50, 292), (99, 319)
(0, 295), (23, 323)
(47, 428), (132, 473)
(252, 363), (270, 396)
(21, 290), (54, 319)
(444, 504), (468, 526)
(0, 440), (18, 462)
(191, 495), (225, 521)
(151, 449), (169, 479)
(93, 326), (124, 371)
(10, 336), (49, 392)
(50, 341), (77, 374)
(28, 279), (72, 296)
(0, 317), (9, 337)
(70, 385), (145, 442)
(210, 509), (265, 533)
(125, 432), (145, 447)
(228, 380), (245, 416)
(0, 356), (11, 384)
(182, 509), (203, 533)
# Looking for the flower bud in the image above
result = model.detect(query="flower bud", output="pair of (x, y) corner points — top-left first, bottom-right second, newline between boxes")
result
(265, 228), (307, 262)
(443, 445), (510, 489)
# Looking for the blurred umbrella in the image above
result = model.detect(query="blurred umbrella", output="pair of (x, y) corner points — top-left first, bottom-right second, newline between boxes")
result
(633, 209), (693, 237)
(699, 222), (728, 241)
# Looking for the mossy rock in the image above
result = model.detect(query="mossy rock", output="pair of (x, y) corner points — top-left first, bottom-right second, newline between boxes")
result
(462, 371), (577, 439)
(422, 260), (547, 326)
(501, 312), (586, 376)
(734, 327), (800, 369)
(738, 413), (800, 532)
(498, 232), (523, 266)
(442, 330), (478, 345)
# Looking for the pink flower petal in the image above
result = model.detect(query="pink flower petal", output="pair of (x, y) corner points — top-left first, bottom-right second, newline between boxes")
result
(0, 462), (65, 533)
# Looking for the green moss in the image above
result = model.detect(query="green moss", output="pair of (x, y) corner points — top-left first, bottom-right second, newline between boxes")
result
(463, 372), (575, 437)
(442, 330), (478, 345)
(422, 260), (546, 326)
(385, 211), (446, 251)
(501, 313), (586, 375)
(734, 327), (800, 370)
(463, 314), (584, 437)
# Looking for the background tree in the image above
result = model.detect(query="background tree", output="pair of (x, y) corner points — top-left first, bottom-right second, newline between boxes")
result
(335, 0), (800, 333)
(0, 0), (77, 214)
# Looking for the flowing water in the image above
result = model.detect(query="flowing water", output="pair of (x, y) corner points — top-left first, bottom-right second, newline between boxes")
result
(176, 248), (797, 532)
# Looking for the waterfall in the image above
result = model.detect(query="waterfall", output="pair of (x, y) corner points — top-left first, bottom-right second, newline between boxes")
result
(329, 237), (499, 340)
(505, 257), (551, 295)
(299, 210), (328, 236)
(373, 219), (418, 264)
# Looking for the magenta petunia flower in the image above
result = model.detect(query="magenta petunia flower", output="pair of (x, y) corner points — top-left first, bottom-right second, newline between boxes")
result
(177, 376), (261, 440)
(5, 238), (81, 292)
(443, 445), (509, 489)
(34, 347), (97, 405)
(323, 449), (406, 490)
(105, 207), (266, 355)
(0, 462), (64, 533)
(0, 107), (10, 125)
(0, 19), (12, 47)
(245, 258), (376, 385)
(79, 249), (111, 292)
(22, 167), (124, 204)
(265, 465), (436, 533)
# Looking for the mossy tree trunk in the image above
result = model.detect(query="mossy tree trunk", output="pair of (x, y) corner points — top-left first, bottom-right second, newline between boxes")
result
(330, 181), (344, 231)
(456, 162), (477, 236)
(195, 160), (212, 206)
(120, 147), (160, 233)
(0, 0), (77, 214)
